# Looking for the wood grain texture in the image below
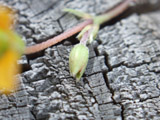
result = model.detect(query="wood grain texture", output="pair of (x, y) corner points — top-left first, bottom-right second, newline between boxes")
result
(0, 0), (160, 120)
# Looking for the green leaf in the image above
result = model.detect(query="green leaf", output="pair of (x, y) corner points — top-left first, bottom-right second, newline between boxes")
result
(0, 30), (9, 57)
(0, 29), (25, 57)
(63, 8), (92, 19)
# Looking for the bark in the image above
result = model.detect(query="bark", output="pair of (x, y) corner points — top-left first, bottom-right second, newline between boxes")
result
(0, 0), (160, 120)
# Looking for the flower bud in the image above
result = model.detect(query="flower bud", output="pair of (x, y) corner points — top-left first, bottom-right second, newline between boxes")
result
(0, 5), (25, 94)
(69, 44), (89, 82)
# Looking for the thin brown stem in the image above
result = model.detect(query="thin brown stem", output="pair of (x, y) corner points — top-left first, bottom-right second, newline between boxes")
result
(25, 0), (135, 54)
(25, 19), (93, 54)
(80, 30), (90, 45)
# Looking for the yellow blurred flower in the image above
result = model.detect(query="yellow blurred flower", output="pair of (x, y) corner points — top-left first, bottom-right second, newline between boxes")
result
(0, 5), (15, 30)
(0, 49), (20, 94)
(0, 4), (24, 94)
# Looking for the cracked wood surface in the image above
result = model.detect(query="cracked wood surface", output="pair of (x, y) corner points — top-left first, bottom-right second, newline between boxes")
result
(0, 0), (160, 120)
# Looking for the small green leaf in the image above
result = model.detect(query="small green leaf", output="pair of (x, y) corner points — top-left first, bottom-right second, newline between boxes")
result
(63, 8), (92, 19)
(0, 30), (9, 57)
(0, 29), (25, 57)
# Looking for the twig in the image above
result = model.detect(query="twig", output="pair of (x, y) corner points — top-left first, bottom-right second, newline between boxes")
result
(25, 19), (93, 54)
(25, 0), (134, 54)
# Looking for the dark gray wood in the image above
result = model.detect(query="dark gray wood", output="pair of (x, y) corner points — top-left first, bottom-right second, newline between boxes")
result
(0, 0), (160, 120)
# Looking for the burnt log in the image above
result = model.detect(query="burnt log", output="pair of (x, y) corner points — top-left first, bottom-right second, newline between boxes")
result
(0, 0), (160, 120)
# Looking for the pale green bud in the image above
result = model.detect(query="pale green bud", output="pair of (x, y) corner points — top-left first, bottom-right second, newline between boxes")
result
(69, 44), (89, 82)
(77, 25), (92, 40)
(88, 25), (99, 43)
